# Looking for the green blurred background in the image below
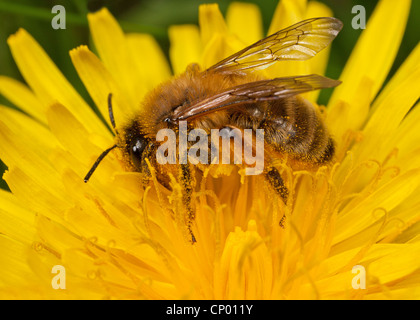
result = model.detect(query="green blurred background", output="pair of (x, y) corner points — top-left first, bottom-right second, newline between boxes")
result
(0, 0), (419, 191)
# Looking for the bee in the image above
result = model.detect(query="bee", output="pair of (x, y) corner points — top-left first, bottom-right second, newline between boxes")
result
(84, 17), (343, 242)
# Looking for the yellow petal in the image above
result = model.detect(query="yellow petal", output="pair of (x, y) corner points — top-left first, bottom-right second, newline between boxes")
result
(0, 107), (64, 202)
(378, 187), (420, 243)
(304, 1), (333, 74)
(70, 45), (133, 129)
(87, 8), (139, 106)
(3, 167), (72, 228)
(368, 242), (420, 284)
(366, 284), (420, 300)
(3, 167), (69, 220)
(126, 33), (172, 90)
(304, 1), (334, 102)
(7, 29), (106, 136)
(199, 4), (244, 69)
(268, 0), (306, 34)
(364, 51), (419, 136)
(168, 25), (202, 75)
(369, 42), (420, 117)
(391, 102), (420, 157)
(328, 0), (411, 121)
(226, 2), (263, 45)
(333, 168), (420, 245)
(327, 76), (373, 139)
(0, 112), (69, 217)
(313, 243), (420, 299)
(46, 103), (91, 162)
(0, 189), (36, 244)
(266, 0), (309, 79)
(0, 76), (46, 123)
(0, 105), (58, 155)
(356, 65), (420, 162)
(201, 34), (244, 70)
(199, 4), (228, 45)
(0, 235), (37, 288)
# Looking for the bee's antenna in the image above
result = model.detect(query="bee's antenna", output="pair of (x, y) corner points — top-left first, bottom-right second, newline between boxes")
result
(84, 93), (120, 183)
(84, 144), (118, 183)
(108, 93), (119, 136)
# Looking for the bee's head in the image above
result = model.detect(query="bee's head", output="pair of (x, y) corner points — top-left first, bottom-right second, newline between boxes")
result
(84, 93), (150, 182)
(122, 121), (150, 172)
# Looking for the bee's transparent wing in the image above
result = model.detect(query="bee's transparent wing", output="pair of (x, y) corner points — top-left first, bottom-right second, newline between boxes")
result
(171, 74), (341, 121)
(206, 17), (343, 74)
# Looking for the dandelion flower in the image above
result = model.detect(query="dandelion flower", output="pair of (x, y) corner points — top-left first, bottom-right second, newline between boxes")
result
(0, 0), (419, 300)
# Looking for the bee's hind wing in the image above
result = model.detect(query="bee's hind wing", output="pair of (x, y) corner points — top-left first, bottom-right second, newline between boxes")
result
(171, 74), (341, 121)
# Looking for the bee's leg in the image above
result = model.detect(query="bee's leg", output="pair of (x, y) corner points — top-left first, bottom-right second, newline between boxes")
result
(264, 166), (288, 228)
(140, 146), (153, 188)
(179, 163), (196, 243)
(265, 166), (289, 202)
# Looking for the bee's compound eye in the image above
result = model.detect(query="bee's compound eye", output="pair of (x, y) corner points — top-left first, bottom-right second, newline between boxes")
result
(130, 138), (146, 169)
